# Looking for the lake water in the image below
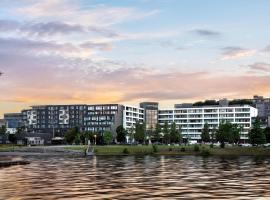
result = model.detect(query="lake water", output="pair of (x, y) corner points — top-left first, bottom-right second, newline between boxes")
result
(1, 155), (270, 199)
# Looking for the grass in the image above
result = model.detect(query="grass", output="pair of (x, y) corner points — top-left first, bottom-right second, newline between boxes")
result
(65, 144), (270, 156)
(0, 144), (23, 151)
(2, 144), (269, 156)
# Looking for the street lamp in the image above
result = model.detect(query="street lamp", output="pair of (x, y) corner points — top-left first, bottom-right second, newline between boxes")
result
(94, 134), (97, 145)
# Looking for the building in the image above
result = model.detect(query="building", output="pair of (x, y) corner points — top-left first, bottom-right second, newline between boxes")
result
(158, 104), (257, 142)
(4, 113), (23, 134)
(123, 105), (144, 133)
(0, 119), (6, 127)
(22, 104), (123, 137)
(4, 99), (260, 143)
(83, 104), (123, 134)
(252, 95), (270, 127)
(139, 102), (159, 131)
(22, 105), (86, 136)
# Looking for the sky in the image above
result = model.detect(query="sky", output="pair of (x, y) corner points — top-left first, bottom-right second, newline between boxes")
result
(1, 0), (270, 117)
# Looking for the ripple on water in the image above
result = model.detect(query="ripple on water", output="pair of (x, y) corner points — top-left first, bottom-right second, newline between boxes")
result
(1, 155), (270, 199)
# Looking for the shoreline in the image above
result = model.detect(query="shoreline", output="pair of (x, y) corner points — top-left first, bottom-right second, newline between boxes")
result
(1, 145), (270, 157)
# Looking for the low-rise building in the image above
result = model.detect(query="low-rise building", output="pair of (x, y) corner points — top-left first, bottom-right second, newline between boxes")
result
(159, 105), (257, 142)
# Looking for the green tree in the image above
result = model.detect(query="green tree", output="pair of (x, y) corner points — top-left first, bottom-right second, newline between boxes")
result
(265, 127), (270, 143)
(231, 124), (241, 144)
(210, 126), (217, 143)
(0, 125), (7, 135)
(216, 121), (231, 147)
(16, 126), (26, 134)
(249, 118), (266, 145)
(154, 123), (161, 142)
(116, 125), (127, 143)
(178, 126), (183, 144)
(8, 133), (16, 144)
(170, 122), (180, 143)
(163, 122), (170, 144)
(201, 123), (210, 143)
(64, 127), (79, 144)
(134, 122), (145, 143)
(103, 131), (113, 145)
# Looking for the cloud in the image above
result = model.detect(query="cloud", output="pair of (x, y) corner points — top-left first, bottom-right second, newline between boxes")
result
(80, 41), (114, 51)
(221, 46), (256, 60)
(1, 48), (270, 115)
(0, 37), (114, 59)
(245, 62), (270, 72)
(263, 45), (270, 52)
(191, 29), (221, 37)
(17, 0), (160, 26)
(0, 19), (119, 38)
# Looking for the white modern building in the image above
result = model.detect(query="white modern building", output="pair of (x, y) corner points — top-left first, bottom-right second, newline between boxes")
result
(158, 105), (258, 142)
(123, 105), (144, 133)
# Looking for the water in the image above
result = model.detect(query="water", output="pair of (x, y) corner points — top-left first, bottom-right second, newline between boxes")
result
(1, 155), (270, 199)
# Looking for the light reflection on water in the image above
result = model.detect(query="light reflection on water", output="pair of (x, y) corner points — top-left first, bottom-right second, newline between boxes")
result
(1, 155), (270, 199)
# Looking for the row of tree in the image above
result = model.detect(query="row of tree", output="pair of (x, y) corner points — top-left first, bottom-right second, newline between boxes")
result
(201, 118), (268, 145)
(64, 121), (183, 145)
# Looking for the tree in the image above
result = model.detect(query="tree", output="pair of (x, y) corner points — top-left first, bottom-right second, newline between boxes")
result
(201, 123), (210, 143)
(210, 126), (217, 143)
(16, 126), (26, 134)
(8, 134), (16, 144)
(231, 124), (241, 144)
(0, 125), (6, 135)
(64, 127), (79, 144)
(249, 118), (266, 145)
(265, 127), (270, 143)
(153, 123), (161, 142)
(116, 125), (127, 143)
(103, 131), (113, 145)
(134, 122), (145, 143)
(216, 121), (231, 147)
(163, 122), (170, 144)
(170, 122), (180, 143)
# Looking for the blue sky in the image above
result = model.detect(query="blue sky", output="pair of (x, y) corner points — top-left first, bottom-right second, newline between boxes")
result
(0, 0), (270, 117)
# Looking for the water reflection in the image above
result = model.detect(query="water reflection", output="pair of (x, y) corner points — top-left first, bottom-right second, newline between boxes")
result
(1, 156), (270, 199)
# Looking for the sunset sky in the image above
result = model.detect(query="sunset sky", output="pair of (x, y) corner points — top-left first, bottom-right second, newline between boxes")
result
(1, 0), (270, 117)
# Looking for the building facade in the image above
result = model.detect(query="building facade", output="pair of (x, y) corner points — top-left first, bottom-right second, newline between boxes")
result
(158, 105), (257, 142)
(123, 105), (144, 132)
(139, 102), (159, 131)
(4, 113), (23, 134)
(252, 95), (270, 127)
(6, 99), (261, 142)
(22, 104), (123, 137)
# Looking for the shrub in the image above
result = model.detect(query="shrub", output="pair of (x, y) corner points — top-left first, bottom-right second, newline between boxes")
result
(180, 147), (185, 152)
(220, 142), (225, 148)
(169, 147), (173, 151)
(152, 145), (158, 153)
(194, 144), (200, 152)
(123, 148), (129, 154)
(210, 143), (214, 148)
(201, 149), (210, 156)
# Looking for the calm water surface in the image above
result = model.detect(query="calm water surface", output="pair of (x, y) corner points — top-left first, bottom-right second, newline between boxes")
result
(1, 155), (270, 199)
